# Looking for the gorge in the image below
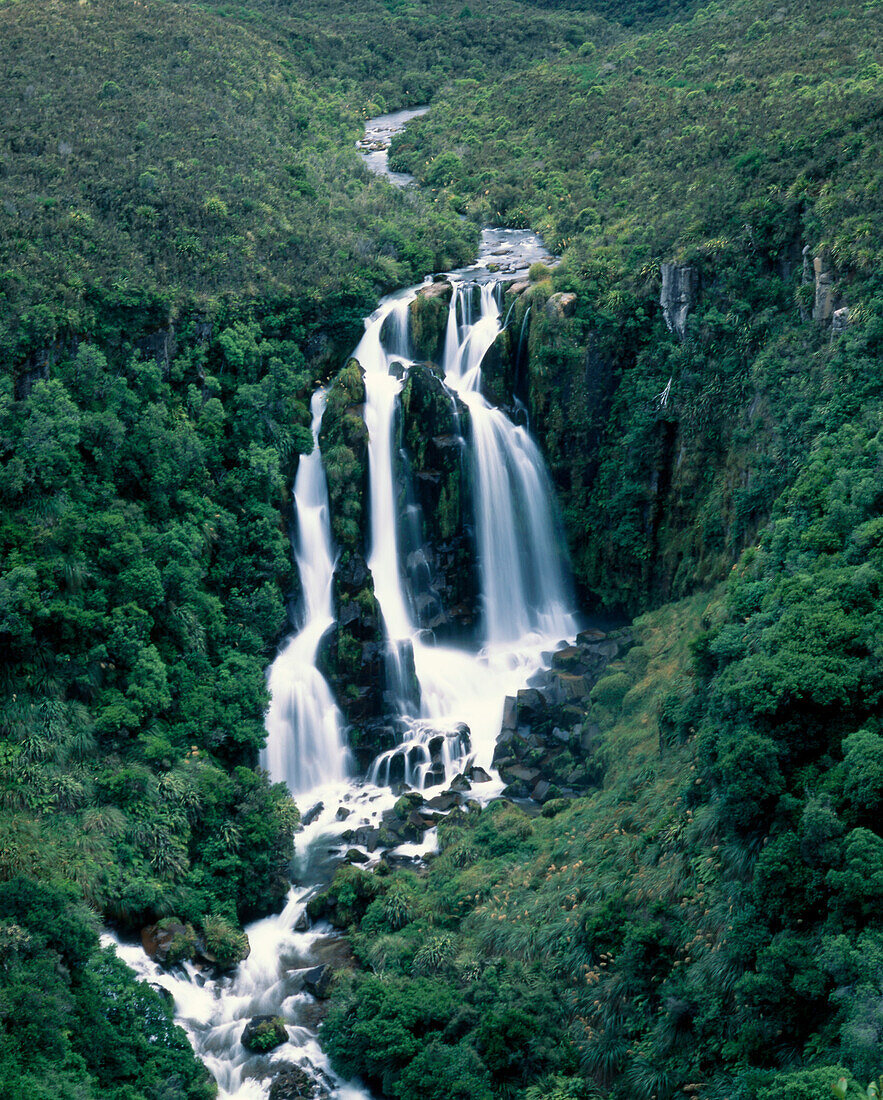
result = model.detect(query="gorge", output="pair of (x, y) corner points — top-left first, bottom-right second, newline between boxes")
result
(1, 2), (880, 1098)
(106, 191), (583, 1099)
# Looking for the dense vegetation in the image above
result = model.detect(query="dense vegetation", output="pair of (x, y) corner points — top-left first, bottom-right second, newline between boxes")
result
(389, 0), (883, 609)
(322, 426), (883, 1096)
(2, 0), (882, 1095)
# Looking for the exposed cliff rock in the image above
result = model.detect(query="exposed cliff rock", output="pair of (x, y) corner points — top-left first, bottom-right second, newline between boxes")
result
(399, 362), (478, 635)
(812, 250), (837, 322)
(492, 628), (632, 800)
(660, 263), (698, 337)
(408, 279), (452, 362)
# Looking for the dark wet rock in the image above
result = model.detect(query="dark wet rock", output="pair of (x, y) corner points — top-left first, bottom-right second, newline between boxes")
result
(336, 806), (352, 821)
(302, 964), (334, 999)
(425, 791), (463, 811)
(516, 688), (546, 717)
(449, 774), (472, 792)
(501, 695), (517, 731)
(466, 765), (492, 783)
(301, 803), (324, 828)
(344, 848), (370, 864)
(241, 1015), (288, 1052)
(354, 826), (380, 852)
(493, 628), (632, 802)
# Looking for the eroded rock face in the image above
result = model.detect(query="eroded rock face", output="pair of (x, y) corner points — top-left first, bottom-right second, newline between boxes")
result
(399, 362), (478, 635)
(493, 628), (632, 800)
(660, 263), (698, 337)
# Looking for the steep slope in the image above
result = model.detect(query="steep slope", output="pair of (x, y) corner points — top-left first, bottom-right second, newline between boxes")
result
(389, 0), (883, 609)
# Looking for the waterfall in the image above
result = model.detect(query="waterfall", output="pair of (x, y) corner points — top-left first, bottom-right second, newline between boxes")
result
(355, 273), (576, 780)
(262, 390), (351, 795)
(107, 221), (576, 1100)
(443, 281), (576, 647)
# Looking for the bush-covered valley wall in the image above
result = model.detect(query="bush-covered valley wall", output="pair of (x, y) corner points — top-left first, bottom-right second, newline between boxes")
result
(1, 0), (882, 1096)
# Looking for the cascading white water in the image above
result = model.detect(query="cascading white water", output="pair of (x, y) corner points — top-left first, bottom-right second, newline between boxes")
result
(262, 391), (351, 795)
(105, 221), (575, 1100)
(357, 294), (418, 645)
(443, 281), (576, 647)
(355, 273), (576, 783)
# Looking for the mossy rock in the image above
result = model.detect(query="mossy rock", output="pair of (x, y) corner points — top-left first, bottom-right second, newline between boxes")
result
(241, 1015), (288, 1053)
(409, 283), (452, 362)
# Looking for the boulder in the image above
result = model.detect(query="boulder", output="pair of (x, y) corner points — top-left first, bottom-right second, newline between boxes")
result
(344, 848), (369, 864)
(241, 1015), (288, 1052)
(393, 791), (426, 818)
(505, 279), (531, 296)
(546, 292), (577, 320)
(425, 791), (463, 811)
(301, 803), (324, 827)
(301, 964), (333, 999)
(555, 672), (589, 700)
(141, 918), (196, 967)
(466, 765), (492, 783)
(516, 688), (546, 718)
(551, 645), (585, 672)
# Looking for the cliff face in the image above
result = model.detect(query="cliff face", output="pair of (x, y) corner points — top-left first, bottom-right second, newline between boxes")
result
(491, 253), (865, 614)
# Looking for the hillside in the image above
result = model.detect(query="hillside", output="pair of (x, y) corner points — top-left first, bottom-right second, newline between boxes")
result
(389, 0), (883, 609)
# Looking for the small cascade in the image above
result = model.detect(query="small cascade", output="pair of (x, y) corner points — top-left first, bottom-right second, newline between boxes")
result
(262, 391), (351, 795)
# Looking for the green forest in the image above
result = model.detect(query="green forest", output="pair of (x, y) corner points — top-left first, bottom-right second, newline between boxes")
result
(1, 0), (881, 1096)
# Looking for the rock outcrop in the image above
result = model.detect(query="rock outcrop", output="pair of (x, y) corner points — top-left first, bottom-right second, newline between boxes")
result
(399, 362), (478, 636)
(493, 628), (632, 800)
(812, 250), (836, 322)
(660, 263), (698, 337)
(408, 279), (452, 361)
